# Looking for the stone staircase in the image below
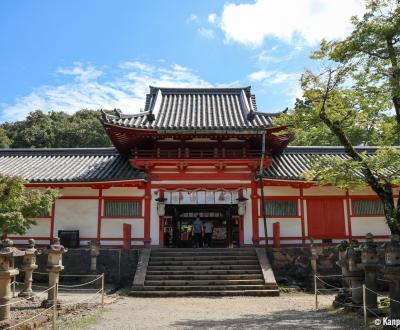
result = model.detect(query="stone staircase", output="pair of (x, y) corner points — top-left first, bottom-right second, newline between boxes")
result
(131, 248), (279, 297)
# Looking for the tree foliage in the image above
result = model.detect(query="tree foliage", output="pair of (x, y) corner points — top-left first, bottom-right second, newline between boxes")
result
(0, 175), (58, 236)
(275, 0), (400, 234)
(1, 109), (112, 148)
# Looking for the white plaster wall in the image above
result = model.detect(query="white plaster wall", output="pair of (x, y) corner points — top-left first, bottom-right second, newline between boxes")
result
(25, 219), (51, 237)
(243, 188), (253, 245)
(59, 187), (98, 197)
(343, 200), (349, 236)
(303, 186), (345, 196)
(258, 217), (302, 238)
(260, 186), (300, 196)
(150, 189), (159, 245)
(100, 219), (144, 238)
(351, 217), (391, 236)
(54, 199), (98, 238)
(303, 200), (308, 237)
(102, 187), (145, 197)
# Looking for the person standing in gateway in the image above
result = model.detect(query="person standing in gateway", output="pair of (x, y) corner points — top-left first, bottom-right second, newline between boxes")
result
(203, 220), (214, 248)
(192, 215), (203, 248)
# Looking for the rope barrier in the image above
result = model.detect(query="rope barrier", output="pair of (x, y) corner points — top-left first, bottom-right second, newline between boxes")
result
(30, 271), (101, 278)
(57, 275), (103, 288)
(6, 305), (54, 330)
(0, 285), (56, 308)
(58, 289), (103, 308)
(315, 274), (342, 278)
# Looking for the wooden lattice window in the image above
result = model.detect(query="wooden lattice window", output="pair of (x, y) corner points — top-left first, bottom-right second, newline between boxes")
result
(264, 200), (298, 217)
(352, 199), (384, 216)
(105, 200), (142, 217)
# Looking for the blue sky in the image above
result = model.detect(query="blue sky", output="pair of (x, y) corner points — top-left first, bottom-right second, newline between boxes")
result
(0, 0), (365, 122)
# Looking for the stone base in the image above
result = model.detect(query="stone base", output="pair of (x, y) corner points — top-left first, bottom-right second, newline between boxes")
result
(18, 290), (35, 299)
(333, 289), (351, 309)
(40, 299), (61, 308)
(0, 319), (12, 330)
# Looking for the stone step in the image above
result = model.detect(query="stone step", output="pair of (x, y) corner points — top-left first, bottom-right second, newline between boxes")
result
(146, 269), (262, 276)
(137, 284), (270, 291)
(151, 248), (255, 252)
(151, 251), (257, 257)
(146, 274), (264, 280)
(130, 290), (280, 297)
(150, 256), (258, 262)
(144, 279), (266, 286)
(148, 260), (259, 266)
(147, 264), (261, 271)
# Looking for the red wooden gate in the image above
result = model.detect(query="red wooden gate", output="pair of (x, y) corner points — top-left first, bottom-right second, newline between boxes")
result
(307, 198), (346, 239)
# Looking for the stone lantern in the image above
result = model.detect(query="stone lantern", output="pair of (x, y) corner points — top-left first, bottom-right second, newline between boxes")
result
(19, 239), (41, 298)
(310, 239), (318, 275)
(236, 197), (248, 216)
(346, 240), (364, 306)
(333, 240), (351, 308)
(41, 237), (67, 308)
(88, 239), (100, 274)
(383, 234), (400, 319)
(155, 197), (167, 217)
(0, 239), (25, 321)
(359, 233), (380, 315)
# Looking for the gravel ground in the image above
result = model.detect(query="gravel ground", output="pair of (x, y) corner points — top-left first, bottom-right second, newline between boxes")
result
(88, 293), (365, 330)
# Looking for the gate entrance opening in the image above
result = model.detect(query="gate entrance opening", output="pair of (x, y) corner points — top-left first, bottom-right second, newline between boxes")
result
(163, 204), (239, 248)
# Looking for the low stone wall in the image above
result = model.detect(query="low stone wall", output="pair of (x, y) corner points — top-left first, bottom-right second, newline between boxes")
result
(268, 246), (340, 288)
(16, 248), (139, 285)
(268, 246), (388, 289)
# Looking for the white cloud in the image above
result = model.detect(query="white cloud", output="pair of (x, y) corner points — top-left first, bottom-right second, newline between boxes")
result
(186, 14), (199, 24)
(1, 61), (221, 121)
(208, 13), (218, 24)
(248, 70), (271, 82)
(57, 62), (103, 82)
(198, 27), (215, 39)
(219, 0), (365, 47)
(248, 69), (301, 103)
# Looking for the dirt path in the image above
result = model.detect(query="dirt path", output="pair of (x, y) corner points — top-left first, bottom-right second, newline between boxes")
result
(88, 293), (364, 330)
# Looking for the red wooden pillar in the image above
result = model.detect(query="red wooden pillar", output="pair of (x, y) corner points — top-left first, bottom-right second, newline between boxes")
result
(251, 181), (260, 246)
(345, 190), (353, 240)
(239, 189), (244, 247)
(273, 222), (280, 248)
(123, 223), (132, 249)
(299, 187), (305, 246)
(144, 183), (151, 246)
(158, 191), (165, 247)
(97, 188), (103, 242)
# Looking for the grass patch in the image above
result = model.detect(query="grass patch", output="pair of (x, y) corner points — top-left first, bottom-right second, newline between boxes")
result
(61, 308), (105, 330)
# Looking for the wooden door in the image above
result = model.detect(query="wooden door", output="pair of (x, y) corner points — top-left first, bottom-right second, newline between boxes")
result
(307, 199), (346, 239)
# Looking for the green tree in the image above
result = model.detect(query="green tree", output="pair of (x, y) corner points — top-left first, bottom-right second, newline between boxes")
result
(0, 128), (11, 148)
(276, 0), (400, 234)
(0, 175), (58, 237)
(2, 109), (112, 148)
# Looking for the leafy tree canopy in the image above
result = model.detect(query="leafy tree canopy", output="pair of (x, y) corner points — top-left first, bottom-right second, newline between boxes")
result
(0, 175), (58, 236)
(1, 109), (112, 148)
(275, 0), (400, 234)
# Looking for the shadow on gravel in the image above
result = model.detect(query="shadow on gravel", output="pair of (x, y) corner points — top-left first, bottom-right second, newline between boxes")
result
(173, 310), (363, 330)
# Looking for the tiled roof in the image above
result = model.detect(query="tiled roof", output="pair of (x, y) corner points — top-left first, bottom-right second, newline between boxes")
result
(0, 148), (146, 183)
(264, 146), (382, 181)
(101, 86), (278, 131)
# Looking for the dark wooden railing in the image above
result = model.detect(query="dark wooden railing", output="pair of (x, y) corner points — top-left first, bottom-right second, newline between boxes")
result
(132, 148), (263, 159)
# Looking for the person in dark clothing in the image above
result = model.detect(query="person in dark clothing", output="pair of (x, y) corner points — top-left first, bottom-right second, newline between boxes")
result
(192, 215), (203, 248)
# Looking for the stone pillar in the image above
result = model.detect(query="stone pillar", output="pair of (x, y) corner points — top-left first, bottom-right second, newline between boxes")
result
(0, 239), (25, 322)
(334, 240), (351, 307)
(347, 240), (364, 306)
(19, 239), (41, 298)
(88, 239), (100, 274)
(383, 234), (400, 319)
(41, 237), (67, 307)
(310, 240), (318, 275)
(360, 233), (380, 315)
